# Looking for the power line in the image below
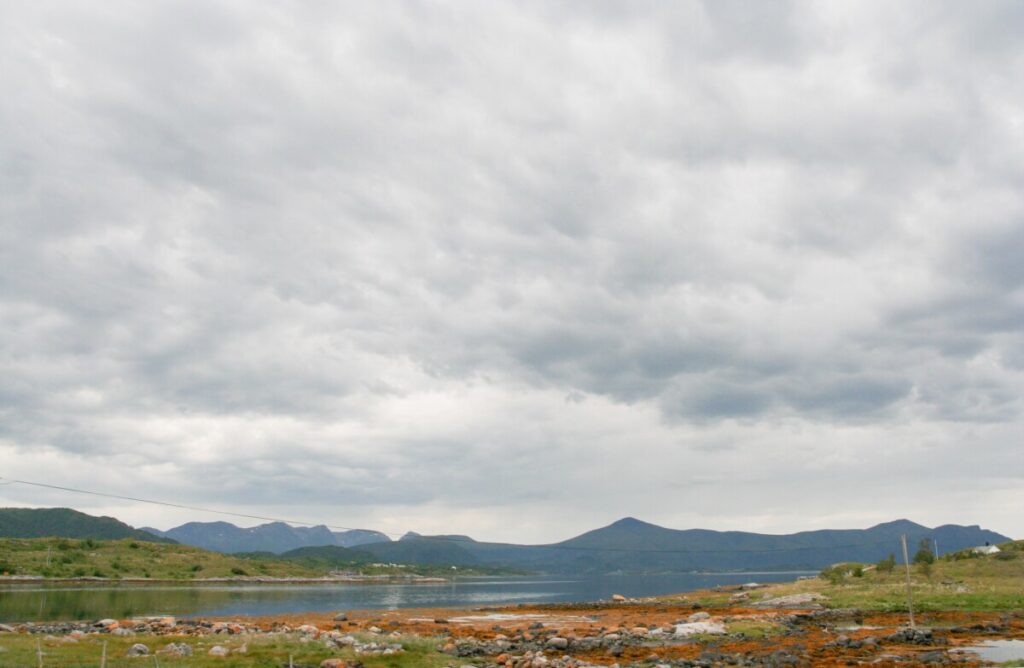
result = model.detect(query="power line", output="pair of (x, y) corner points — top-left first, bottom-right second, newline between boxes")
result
(1, 476), (907, 556)
(0, 477), (380, 535)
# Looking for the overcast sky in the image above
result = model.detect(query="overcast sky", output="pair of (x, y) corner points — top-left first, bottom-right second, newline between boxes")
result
(1, 1), (1022, 543)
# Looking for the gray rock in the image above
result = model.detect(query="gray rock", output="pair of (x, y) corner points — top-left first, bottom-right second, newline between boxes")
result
(158, 643), (193, 657)
(333, 612), (348, 622)
(126, 643), (149, 656)
(917, 650), (947, 663)
(546, 636), (569, 649)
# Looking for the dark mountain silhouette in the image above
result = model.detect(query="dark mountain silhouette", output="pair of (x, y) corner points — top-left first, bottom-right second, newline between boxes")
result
(144, 521), (391, 554)
(4, 508), (1009, 573)
(0, 508), (172, 543)
(354, 517), (1010, 573)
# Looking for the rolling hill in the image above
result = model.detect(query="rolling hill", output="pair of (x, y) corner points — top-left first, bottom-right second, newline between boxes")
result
(0, 508), (173, 543)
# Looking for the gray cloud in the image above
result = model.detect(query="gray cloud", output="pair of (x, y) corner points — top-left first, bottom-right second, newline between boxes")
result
(1, 1), (1022, 541)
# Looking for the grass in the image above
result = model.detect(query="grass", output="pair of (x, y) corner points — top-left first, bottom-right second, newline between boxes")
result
(684, 541), (1024, 612)
(725, 619), (785, 639)
(0, 538), (324, 581)
(0, 632), (452, 667)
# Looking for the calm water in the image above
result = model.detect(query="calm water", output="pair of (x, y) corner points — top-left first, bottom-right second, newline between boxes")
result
(0, 572), (810, 622)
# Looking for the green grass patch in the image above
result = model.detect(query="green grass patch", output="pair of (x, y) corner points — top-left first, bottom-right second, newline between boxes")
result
(0, 632), (452, 667)
(726, 619), (785, 639)
(0, 538), (323, 580)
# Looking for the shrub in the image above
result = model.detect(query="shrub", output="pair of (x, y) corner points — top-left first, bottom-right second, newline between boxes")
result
(913, 539), (935, 565)
(877, 553), (896, 573)
(230, 567), (247, 576)
(128, 542), (140, 549)
(852, 565), (864, 578)
(819, 565), (847, 584)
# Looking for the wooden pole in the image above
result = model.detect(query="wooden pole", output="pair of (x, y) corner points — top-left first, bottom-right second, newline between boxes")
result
(36, 638), (43, 668)
(101, 640), (107, 668)
(900, 534), (916, 628)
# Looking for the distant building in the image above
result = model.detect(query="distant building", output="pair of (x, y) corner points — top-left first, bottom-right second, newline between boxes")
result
(972, 544), (1001, 555)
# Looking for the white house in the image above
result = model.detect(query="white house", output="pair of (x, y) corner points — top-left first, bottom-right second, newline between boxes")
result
(972, 544), (1001, 555)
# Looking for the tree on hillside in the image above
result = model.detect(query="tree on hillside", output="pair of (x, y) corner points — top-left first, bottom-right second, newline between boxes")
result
(913, 539), (935, 565)
(876, 553), (896, 572)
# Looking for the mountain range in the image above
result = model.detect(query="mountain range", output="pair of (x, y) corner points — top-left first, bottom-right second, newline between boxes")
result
(352, 517), (1010, 573)
(140, 521), (391, 554)
(0, 508), (1010, 573)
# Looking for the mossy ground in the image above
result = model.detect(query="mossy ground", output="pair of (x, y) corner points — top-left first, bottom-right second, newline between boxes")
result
(0, 632), (451, 667)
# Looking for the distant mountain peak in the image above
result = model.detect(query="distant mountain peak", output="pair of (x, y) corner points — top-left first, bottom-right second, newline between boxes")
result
(608, 517), (659, 529)
(868, 519), (929, 531)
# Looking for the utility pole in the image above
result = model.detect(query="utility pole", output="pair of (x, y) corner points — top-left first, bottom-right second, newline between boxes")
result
(900, 534), (916, 628)
(933, 539), (939, 560)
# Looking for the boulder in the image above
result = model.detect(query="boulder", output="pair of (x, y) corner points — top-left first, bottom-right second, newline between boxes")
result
(753, 593), (825, 608)
(546, 636), (569, 649)
(208, 645), (229, 656)
(126, 643), (149, 657)
(674, 621), (727, 637)
(297, 624), (320, 637)
(158, 643), (192, 657)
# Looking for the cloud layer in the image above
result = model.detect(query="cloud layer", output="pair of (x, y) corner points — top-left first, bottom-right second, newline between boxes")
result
(2, 1), (1022, 541)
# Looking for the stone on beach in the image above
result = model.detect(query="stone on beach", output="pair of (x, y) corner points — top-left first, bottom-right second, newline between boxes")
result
(674, 620), (727, 636)
(753, 592), (826, 608)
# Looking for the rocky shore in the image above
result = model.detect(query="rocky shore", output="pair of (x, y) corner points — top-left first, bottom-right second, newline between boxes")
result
(2, 597), (1022, 666)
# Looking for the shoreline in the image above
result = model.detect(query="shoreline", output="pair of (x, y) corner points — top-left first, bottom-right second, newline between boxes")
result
(0, 574), (450, 585)
(1, 594), (1021, 666)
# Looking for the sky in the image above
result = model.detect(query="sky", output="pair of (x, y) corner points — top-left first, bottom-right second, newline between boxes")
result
(1, 1), (1022, 544)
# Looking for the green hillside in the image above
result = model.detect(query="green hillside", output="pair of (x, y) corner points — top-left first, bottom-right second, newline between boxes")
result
(686, 539), (1024, 612)
(0, 537), (322, 580)
(0, 508), (172, 543)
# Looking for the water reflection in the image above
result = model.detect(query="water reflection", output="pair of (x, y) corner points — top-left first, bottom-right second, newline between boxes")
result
(0, 572), (811, 622)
